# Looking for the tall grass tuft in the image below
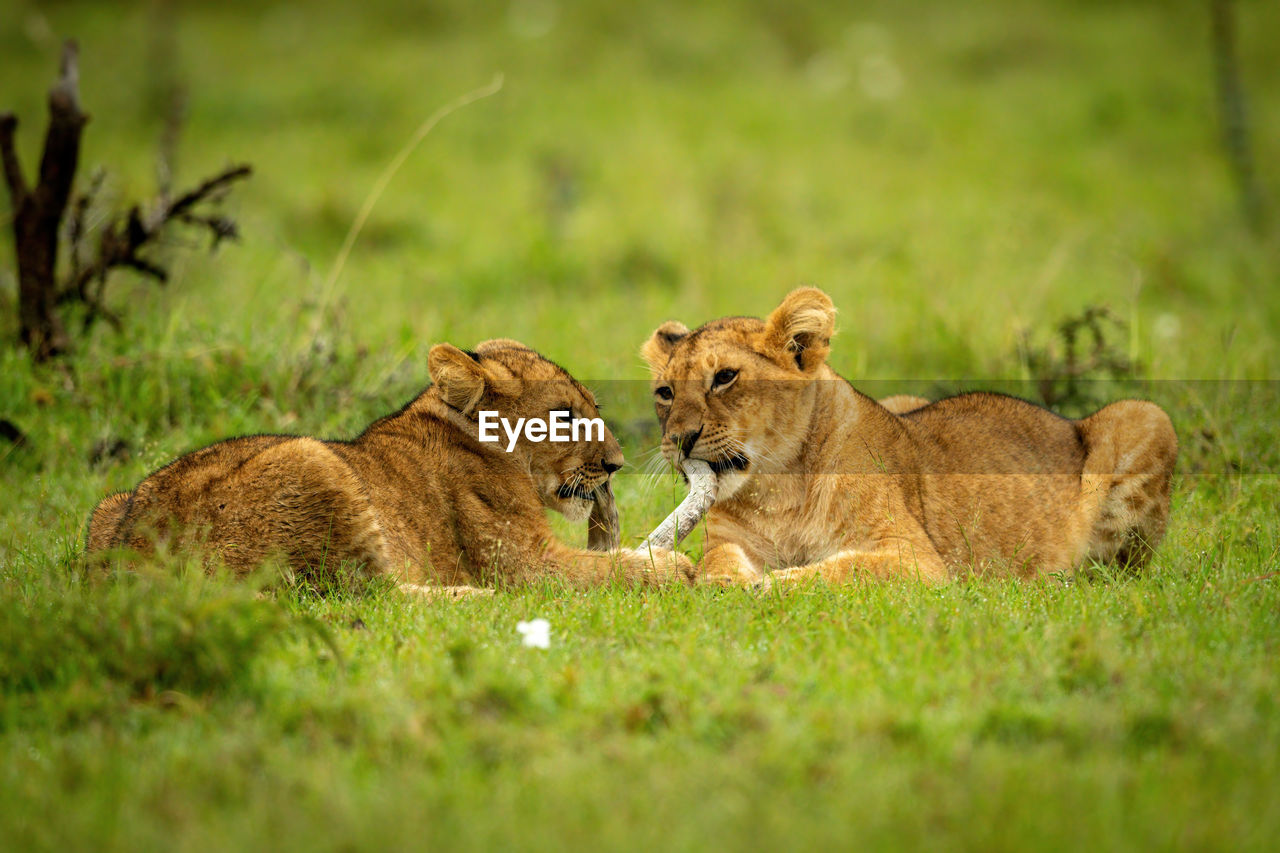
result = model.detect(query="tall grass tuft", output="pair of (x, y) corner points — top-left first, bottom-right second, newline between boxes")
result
(0, 564), (333, 729)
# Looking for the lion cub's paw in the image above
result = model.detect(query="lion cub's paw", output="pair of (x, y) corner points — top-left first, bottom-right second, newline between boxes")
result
(621, 547), (696, 585)
(400, 583), (495, 601)
(699, 543), (765, 589)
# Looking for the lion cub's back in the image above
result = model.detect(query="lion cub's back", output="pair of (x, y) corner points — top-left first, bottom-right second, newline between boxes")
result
(107, 434), (386, 573)
(902, 392), (1084, 475)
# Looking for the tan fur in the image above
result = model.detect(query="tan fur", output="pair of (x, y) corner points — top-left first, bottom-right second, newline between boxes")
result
(86, 339), (693, 590)
(877, 394), (932, 415)
(642, 288), (1177, 587)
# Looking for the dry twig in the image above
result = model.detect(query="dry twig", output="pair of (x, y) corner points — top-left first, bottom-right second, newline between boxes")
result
(59, 163), (251, 331)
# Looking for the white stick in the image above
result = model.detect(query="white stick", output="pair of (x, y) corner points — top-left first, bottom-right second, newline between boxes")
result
(639, 458), (718, 551)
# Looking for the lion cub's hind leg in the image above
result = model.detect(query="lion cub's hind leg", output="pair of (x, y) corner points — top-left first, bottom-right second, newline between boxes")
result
(86, 491), (131, 554)
(97, 437), (399, 585)
(704, 532), (950, 591)
(209, 439), (393, 579)
(1076, 401), (1178, 569)
(767, 540), (949, 588)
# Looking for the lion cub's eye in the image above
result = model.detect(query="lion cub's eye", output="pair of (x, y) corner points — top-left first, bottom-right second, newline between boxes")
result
(654, 386), (674, 403)
(712, 369), (739, 390)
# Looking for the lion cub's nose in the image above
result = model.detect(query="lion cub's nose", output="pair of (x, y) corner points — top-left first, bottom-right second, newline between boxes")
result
(602, 459), (622, 475)
(670, 429), (702, 457)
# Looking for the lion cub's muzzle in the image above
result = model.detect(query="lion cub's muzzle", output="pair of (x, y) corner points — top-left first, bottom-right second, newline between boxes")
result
(706, 452), (750, 476)
(662, 428), (750, 477)
(556, 463), (617, 501)
(557, 481), (602, 501)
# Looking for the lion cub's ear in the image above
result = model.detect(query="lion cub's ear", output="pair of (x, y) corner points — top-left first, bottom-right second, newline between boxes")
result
(641, 321), (691, 377)
(761, 287), (836, 373)
(428, 344), (491, 414)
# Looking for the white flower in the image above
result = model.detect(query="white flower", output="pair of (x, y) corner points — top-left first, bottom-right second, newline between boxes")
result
(516, 618), (551, 649)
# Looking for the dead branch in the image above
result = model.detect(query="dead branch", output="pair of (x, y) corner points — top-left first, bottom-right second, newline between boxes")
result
(4, 37), (253, 352)
(164, 164), (252, 222)
(640, 459), (718, 552)
(1, 40), (88, 360)
(0, 114), (28, 203)
(5, 40), (253, 348)
(58, 163), (251, 330)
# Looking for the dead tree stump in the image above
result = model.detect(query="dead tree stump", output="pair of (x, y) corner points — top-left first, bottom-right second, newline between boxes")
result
(1, 41), (86, 361)
(2, 39), (251, 362)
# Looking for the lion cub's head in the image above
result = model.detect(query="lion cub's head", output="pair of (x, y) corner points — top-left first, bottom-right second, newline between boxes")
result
(428, 338), (622, 522)
(641, 288), (836, 499)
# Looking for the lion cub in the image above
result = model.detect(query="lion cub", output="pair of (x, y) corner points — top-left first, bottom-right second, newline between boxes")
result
(641, 288), (1177, 586)
(87, 339), (693, 590)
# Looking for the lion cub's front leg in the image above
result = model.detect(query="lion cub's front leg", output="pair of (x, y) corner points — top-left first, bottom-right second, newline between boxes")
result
(699, 543), (767, 588)
(533, 541), (696, 587)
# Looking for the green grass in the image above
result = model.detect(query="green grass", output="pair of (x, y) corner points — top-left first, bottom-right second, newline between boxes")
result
(2, 0), (1279, 849)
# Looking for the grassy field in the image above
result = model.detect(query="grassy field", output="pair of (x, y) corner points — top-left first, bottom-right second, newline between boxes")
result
(2, 0), (1278, 849)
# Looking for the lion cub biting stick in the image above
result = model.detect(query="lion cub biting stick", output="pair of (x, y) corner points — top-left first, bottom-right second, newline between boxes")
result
(87, 339), (693, 592)
(640, 288), (1177, 587)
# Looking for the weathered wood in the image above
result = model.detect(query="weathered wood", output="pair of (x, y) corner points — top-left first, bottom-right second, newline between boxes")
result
(1, 41), (87, 360)
(640, 459), (717, 551)
(587, 480), (621, 551)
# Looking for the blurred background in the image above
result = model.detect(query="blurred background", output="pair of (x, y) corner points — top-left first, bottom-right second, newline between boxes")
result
(3, 8), (1277, 846)
(1, 0), (1277, 542)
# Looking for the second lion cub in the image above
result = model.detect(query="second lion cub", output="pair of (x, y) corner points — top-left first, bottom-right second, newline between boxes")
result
(641, 288), (1177, 586)
(88, 339), (693, 591)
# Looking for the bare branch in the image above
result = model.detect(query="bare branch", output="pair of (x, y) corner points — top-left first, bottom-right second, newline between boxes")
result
(6, 40), (87, 359)
(58, 164), (251, 315)
(80, 284), (122, 332)
(641, 459), (718, 551)
(587, 481), (620, 551)
(166, 164), (252, 219)
(0, 113), (28, 204)
(36, 41), (89, 217)
(55, 40), (81, 104)
(124, 256), (169, 282)
(177, 212), (240, 248)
